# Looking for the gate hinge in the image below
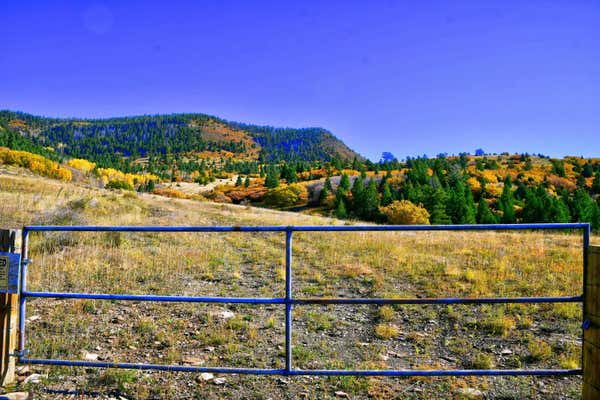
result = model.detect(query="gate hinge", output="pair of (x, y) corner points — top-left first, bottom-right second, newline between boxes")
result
(11, 349), (29, 358)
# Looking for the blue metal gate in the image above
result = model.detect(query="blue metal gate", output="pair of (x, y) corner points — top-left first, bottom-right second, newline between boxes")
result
(17, 223), (591, 377)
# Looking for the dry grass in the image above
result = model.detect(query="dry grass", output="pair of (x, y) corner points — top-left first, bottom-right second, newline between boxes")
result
(0, 170), (594, 399)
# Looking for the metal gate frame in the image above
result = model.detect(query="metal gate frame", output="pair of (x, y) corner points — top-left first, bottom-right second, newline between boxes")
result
(16, 223), (591, 377)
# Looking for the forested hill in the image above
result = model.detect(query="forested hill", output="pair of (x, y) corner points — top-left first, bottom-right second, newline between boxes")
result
(0, 110), (361, 170)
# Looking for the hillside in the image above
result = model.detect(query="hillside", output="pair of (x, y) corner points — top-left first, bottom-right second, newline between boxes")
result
(0, 110), (362, 176)
(0, 169), (590, 399)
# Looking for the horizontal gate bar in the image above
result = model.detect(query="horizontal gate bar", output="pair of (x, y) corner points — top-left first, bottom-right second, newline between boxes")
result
(22, 291), (285, 304)
(287, 368), (583, 377)
(23, 291), (582, 305)
(293, 296), (583, 305)
(18, 358), (582, 377)
(20, 358), (284, 374)
(23, 223), (590, 233)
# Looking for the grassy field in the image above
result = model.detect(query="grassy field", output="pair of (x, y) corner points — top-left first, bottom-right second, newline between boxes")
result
(0, 168), (595, 399)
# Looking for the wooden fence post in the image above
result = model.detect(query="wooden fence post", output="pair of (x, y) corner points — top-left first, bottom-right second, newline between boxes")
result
(584, 245), (600, 399)
(0, 229), (20, 386)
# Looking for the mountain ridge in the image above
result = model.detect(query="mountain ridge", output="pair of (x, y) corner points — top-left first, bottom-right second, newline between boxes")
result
(0, 110), (363, 168)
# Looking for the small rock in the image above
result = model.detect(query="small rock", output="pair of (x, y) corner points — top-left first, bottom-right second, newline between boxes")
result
(335, 391), (349, 398)
(456, 387), (484, 399)
(182, 356), (205, 366)
(23, 373), (47, 384)
(218, 310), (235, 319)
(82, 351), (99, 361)
(213, 377), (226, 385)
(500, 348), (513, 355)
(197, 372), (214, 382)
(0, 392), (29, 400)
(379, 354), (389, 361)
(205, 346), (215, 352)
(26, 315), (40, 323)
(15, 365), (29, 375)
(111, 315), (125, 323)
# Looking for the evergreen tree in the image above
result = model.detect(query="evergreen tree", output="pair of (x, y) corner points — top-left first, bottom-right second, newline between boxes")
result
(235, 175), (243, 186)
(499, 176), (516, 223)
(570, 189), (596, 223)
(476, 199), (498, 224)
(380, 181), (393, 207)
(591, 202), (600, 231)
(351, 177), (365, 215)
(265, 166), (280, 188)
(319, 185), (329, 205)
(335, 198), (348, 219)
(324, 176), (332, 191)
(244, 176), (250, 187)
(280, 163), (298, 183)
(582, 162), (594, 178)
(576, 174), (587, 189)
(361, 180), (380, 220)
(427, 187), (451, 224)
(522, 187), (543, 223)
(464, 183), (477, 224)
(446, 179), (474, 224)
(592, 170), (600, 194)
(338, 173), (350, 193)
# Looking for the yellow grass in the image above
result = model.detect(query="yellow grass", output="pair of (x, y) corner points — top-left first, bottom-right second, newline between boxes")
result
(0, 170), (594, 398)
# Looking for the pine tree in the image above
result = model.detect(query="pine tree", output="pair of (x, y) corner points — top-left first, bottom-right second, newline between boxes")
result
(446, 179), (473, 224)
(235, 175), (243, 186)
(351, 177), (365, 215)
(427, 187), (451, 225)
(324, 176), (332, 191)
(570, 189), (596, 223)
(362, 180), (380, 220)
(499, 176), (516, 223)
(265, 166), (280, 188)
(592, 170), (600, 194)
(319, 185), (329, 205)
(335, 199), (348, 219)
(476, 199), (498, 224)
(338, 173), (350, 194)
(380, 181), (393, 206)
(591, 202), (600, 231)
(244, 176), (250, 187)
(582, 162), (594, 178)
(464, 183), (477, 224)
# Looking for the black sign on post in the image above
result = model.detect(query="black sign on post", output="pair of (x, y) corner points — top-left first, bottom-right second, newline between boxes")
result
(0, 252), (20, 294)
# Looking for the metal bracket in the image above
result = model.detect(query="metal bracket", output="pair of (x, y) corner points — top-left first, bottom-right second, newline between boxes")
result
(11, 349), (29, 358)
(20, 258), (32, 266)
(582, 319), (591, 330)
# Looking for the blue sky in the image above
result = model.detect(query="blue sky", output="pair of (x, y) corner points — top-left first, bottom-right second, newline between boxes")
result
(1, 1), (599, 160)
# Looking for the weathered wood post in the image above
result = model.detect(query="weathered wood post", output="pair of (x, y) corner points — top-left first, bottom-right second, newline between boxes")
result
(0, 229), (20, 386)
(584, 245), (600, 399)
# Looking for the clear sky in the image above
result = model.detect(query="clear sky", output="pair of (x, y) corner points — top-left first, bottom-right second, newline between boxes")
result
(1, 1), (599, 161)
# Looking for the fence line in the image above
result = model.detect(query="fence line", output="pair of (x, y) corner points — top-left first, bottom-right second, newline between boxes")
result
(5, 223), (592, 384)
